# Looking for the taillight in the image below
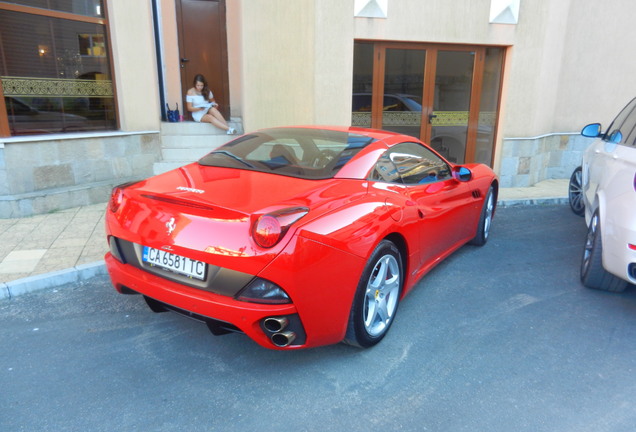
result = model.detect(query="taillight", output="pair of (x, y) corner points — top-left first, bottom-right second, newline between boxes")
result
(109, 187), (125, 213)
(252, 207), (308, 248)
(109, 181), (137, 213)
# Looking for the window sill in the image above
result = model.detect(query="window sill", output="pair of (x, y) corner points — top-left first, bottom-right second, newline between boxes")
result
(0, 130), (160, 146)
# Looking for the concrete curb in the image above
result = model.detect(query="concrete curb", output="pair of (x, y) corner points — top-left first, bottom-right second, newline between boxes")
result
(497, 197), (568, 207)
(0, 261), (107, 300)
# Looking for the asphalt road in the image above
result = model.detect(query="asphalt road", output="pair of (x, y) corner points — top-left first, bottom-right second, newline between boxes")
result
(2, 205), (636, 432)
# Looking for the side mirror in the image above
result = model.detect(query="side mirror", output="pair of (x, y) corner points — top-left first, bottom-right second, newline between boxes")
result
(581, 123), (602, 138)
(453, 166), (472, 182)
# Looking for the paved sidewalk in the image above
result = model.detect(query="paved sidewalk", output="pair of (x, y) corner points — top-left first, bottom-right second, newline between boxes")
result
(497, 178), (569, 206)
(0, 178), (569, 299)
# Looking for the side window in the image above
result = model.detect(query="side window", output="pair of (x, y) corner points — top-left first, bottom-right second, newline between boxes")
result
(626, 124), (636, 148)
(619, 113), (636, 147)
(605, 97), (636, 145)
(619, 106), (636, 147)
(369, 142), (451, 185)
(370, 151), (402, 183)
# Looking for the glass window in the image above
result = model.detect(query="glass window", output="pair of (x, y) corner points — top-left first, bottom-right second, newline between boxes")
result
(430, 50), (475, 164)
(199, 128), (376, 180)
(381, 48), (425, 139)
(370, 142), (451, 185)
(476, 47), (504, 165)
(351, 42), (374, 128)
(0, 5), (115, 136)
(3, 0), (104, 17)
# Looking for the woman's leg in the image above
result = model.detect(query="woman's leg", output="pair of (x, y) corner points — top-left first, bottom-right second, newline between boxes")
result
(201, 113), (229, 131)
(209, 107), (229, 128)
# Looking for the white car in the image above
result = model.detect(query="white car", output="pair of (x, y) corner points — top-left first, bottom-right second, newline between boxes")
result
(576, 97), (636, 292)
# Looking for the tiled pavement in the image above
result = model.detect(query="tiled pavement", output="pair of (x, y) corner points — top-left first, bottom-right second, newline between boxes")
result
(0, 204), (107, 297)
(0, 179), (569, 298)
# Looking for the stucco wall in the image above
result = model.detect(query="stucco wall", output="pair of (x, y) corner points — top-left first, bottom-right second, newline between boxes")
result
(555, 0), (636, 130)
(107, 0), (161, 131)
(237, 0), (317, 131)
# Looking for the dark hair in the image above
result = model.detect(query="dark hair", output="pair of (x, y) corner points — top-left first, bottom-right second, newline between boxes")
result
(193, 74), (210, 100)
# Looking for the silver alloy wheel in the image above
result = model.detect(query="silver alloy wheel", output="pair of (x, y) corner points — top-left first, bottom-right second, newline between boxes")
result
(568, 166), (585, 216)
(483, 189), (494, 240)
(581, 211), (599, 276)
(363, 254), (400, 337)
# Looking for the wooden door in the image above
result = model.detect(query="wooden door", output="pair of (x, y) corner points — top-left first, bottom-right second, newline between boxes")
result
(176, 0), (230, 117)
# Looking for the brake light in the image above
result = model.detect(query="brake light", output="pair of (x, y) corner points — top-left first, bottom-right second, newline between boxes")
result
(252, 207), (308, 248)
(109, 187), (125, 213)
(109, 181), (137, 213)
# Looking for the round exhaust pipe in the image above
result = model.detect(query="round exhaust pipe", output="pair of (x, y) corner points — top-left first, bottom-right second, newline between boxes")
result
(263, 316), (289, 333)
(271, 331), (297, 347)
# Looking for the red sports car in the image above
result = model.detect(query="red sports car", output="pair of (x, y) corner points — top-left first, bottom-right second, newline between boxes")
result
(105, 126), (498, 349)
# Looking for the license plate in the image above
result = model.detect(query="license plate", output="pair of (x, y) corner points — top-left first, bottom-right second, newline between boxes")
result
(142, 246), (206, 280)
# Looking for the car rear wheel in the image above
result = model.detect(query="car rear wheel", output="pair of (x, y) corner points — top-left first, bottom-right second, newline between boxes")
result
(580, 211), (628, 292)
(344, 240), (402, 348)
(568, 166), (585, 216)
(469, 185), (495, 246)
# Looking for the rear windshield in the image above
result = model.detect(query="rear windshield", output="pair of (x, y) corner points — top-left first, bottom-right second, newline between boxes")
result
(198, 128), (376, 179)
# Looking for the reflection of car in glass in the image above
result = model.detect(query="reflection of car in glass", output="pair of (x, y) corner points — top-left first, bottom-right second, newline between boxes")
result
(105, 126), (498, 350)
(576, 97), (636, 292)
(352, 93), (422, 112)
(353, 93), (423, 139)
(351, 93), (493, 164)
(5, 97), (88, 134)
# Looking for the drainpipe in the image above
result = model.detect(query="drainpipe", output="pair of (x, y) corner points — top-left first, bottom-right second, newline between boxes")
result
(151, 0), (167, 121)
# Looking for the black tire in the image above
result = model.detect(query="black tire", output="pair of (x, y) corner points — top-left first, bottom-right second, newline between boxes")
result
(580, 211), (628, 292)
(344, 240), (402, 348)
(568, 166), (585, 216)
(469, 185), (495, 246)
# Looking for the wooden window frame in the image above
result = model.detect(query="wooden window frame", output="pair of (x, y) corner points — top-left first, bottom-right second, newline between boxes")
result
(0, 1), (118, 137)
(357, 40), (505, 165)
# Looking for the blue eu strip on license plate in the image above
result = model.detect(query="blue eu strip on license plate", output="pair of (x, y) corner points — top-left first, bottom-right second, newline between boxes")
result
(142, 246), (206, 280)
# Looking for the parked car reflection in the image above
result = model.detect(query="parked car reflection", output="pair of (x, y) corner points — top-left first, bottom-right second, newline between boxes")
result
(5, 96), (89, 134)
(352, 93), (423, 113)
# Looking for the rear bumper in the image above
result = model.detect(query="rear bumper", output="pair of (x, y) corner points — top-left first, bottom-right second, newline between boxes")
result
(105, 253), (306, 349)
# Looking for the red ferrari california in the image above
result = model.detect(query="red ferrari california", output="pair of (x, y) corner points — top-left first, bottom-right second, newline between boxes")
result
(105, 126), (498, 349)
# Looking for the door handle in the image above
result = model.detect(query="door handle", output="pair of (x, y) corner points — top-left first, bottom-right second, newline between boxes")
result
(181, 58), (189, 63)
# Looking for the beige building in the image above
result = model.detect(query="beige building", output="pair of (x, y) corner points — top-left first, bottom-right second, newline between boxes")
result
(1, 0), (635, 217)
